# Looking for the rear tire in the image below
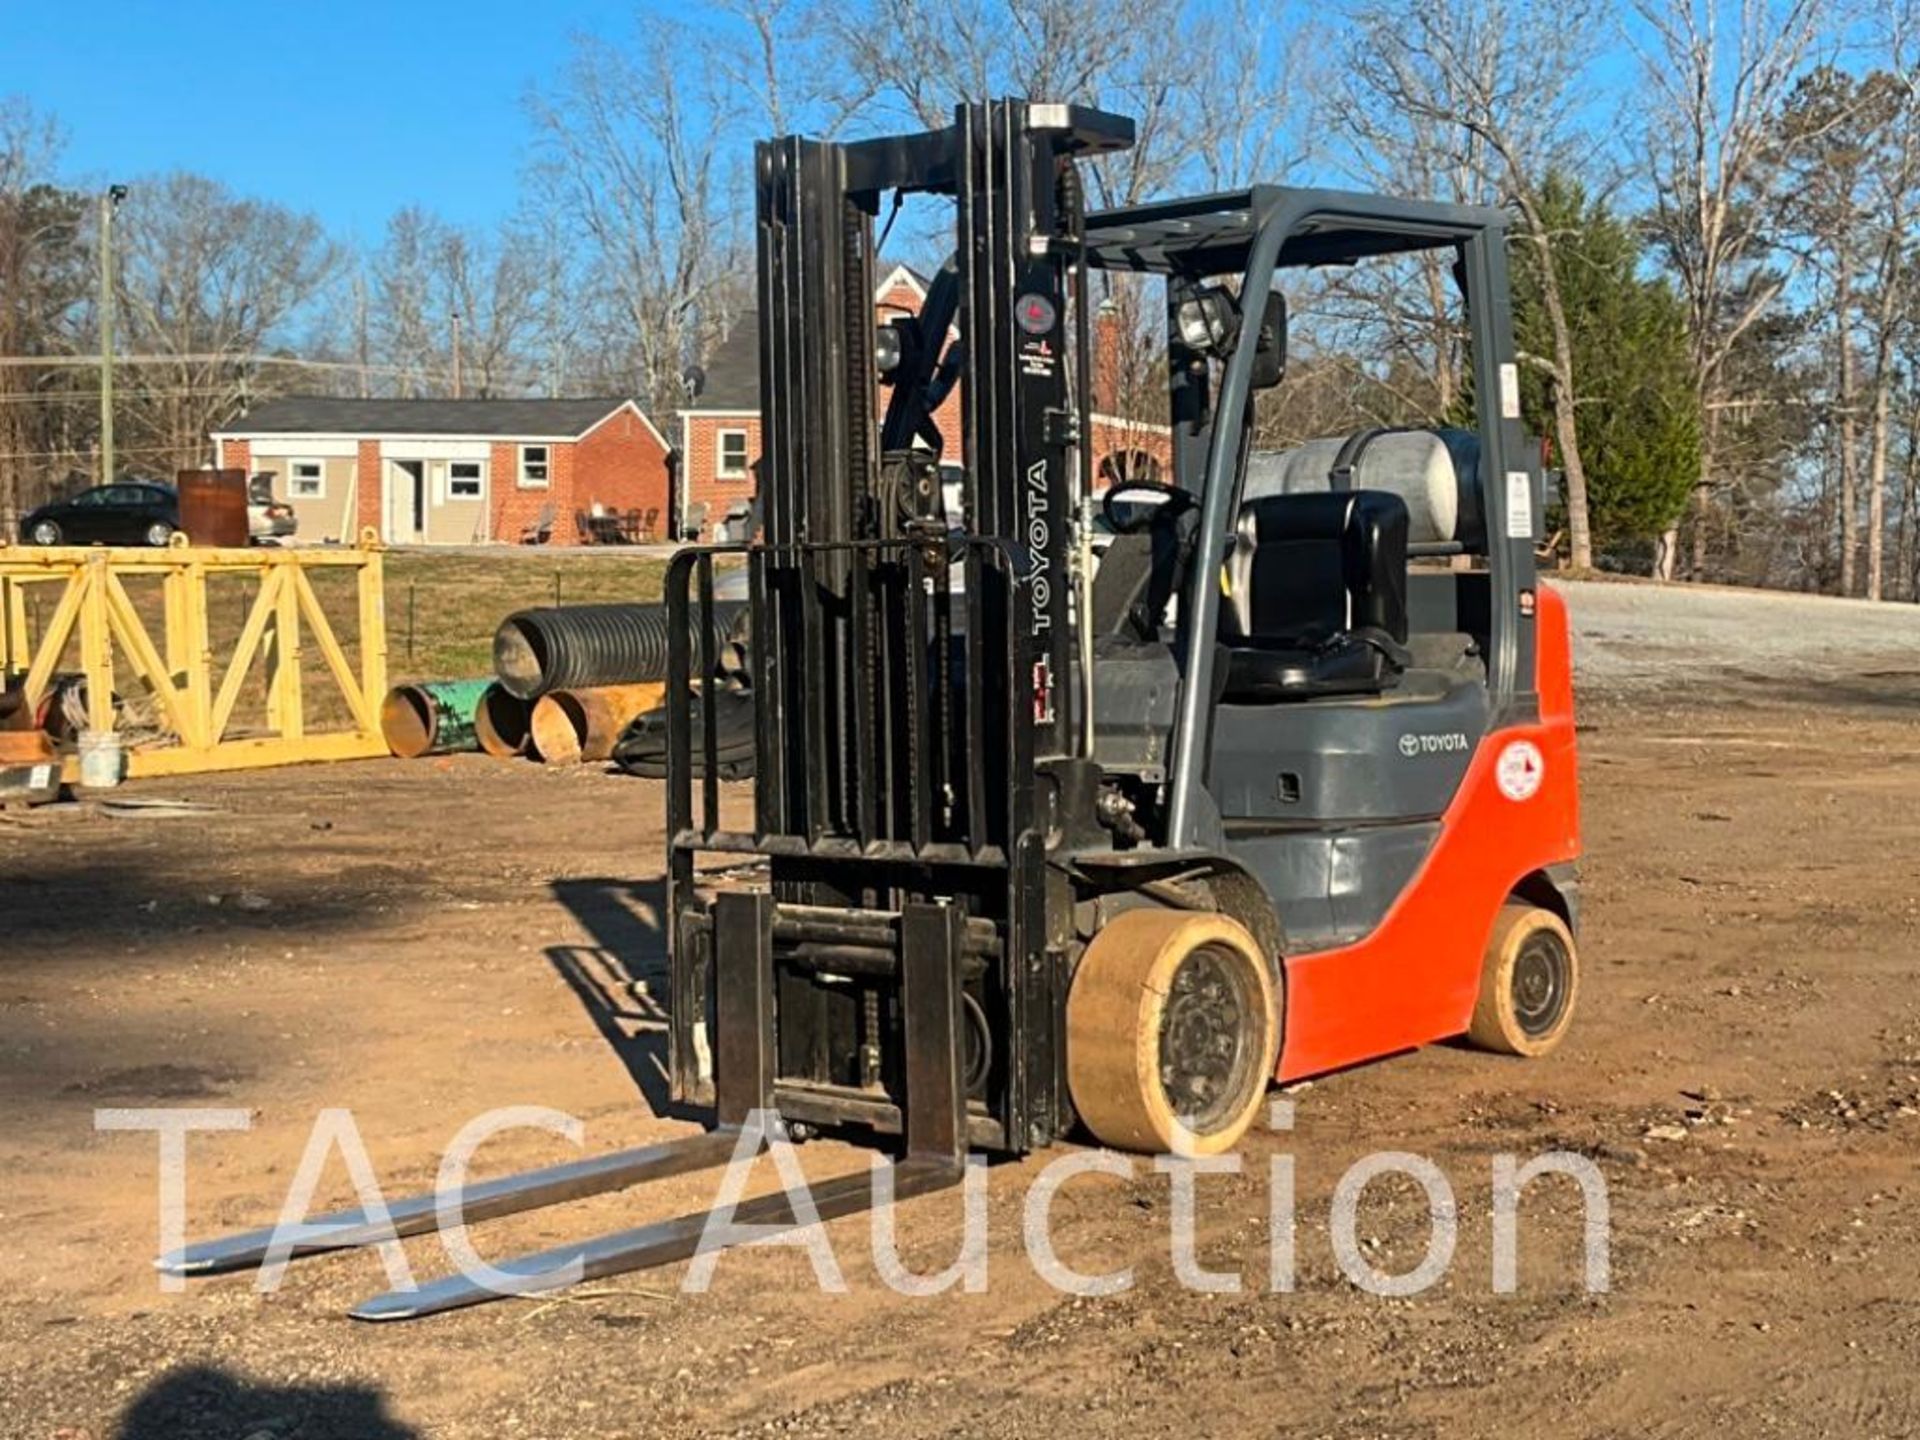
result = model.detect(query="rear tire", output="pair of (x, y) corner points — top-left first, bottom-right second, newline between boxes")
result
(1066, 908), (1277, 1155)
(1467, 904), (1578, 1057)
(29, 520), (60, 545)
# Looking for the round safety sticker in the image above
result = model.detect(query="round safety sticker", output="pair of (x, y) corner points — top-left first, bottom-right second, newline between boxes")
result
(1495, 739), (1544, 801)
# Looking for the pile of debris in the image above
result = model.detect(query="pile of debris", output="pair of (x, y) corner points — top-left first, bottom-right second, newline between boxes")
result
(0, 689), (60, 808)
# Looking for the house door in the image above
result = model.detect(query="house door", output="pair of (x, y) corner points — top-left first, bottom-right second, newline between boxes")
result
(385, 460), (426, 543)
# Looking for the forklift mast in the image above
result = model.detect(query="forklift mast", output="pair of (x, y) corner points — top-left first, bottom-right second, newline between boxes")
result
(665, 100), (1135, 1158)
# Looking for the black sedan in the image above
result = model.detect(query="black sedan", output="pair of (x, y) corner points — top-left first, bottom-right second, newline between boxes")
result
(20, 482), (179, 547)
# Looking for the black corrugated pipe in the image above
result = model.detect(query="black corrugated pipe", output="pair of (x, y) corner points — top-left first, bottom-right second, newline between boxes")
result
(493, 601), (749, 700)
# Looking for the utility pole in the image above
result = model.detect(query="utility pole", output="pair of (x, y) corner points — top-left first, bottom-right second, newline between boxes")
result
(98, 184), (128, 486)
(353, 273), (371, 398)
(451, 309), (464, 399)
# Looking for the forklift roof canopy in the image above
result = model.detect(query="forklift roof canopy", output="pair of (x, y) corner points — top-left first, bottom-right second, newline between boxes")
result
(1085, 186), (1509, 276)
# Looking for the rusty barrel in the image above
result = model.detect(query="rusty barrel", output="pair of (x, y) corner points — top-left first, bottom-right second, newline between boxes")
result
(175, 468), (249, 547)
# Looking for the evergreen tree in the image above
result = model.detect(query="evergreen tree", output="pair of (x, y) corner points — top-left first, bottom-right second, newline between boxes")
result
(1511, 173), (1701, 561)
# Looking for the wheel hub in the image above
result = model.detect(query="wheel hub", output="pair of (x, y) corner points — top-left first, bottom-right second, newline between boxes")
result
(1511, 931), (1570, 1038)
(1157, 944), (1259, 1136)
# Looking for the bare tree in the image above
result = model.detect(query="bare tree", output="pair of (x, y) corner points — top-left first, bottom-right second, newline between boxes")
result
(819, 0), (1312, 209)
(108, 173), (340, 474)
(0, 97), (88, 523)
(370, 206), (436, 395)
(1775, 67), (1879, 592)
(716, 0), (871, 138)
(1325, 14), (1500, 427)
(518, 200), (586, 396)
(363, 208), (545, 399)
(435, 224), (542, 398)
(1857, 4), (1920, 599)
(1347, 0), (1606, 568)
(527, 22), (750, 421)
(1632, 0), (1832, 580)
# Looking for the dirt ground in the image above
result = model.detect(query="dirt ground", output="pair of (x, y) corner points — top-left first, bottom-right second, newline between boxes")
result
(6, 587), (1920, 1439)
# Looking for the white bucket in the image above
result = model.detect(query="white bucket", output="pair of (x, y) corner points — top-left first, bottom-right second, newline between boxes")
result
(77, 729), (124, 789)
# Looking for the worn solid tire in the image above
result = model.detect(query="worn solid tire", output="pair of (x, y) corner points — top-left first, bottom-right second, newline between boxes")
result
(1467, 904), (1579, 1057)
(1066, 908), (1277, 1156)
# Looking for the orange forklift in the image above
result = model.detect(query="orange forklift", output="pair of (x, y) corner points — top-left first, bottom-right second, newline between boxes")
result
(164, 97), (1580, 1318)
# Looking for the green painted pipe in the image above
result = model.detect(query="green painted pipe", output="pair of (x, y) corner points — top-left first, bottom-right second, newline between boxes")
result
(381, 678), (491, 758)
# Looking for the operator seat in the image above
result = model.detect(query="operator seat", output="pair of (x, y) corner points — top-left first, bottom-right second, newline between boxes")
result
(1220, 489), (1411, 701)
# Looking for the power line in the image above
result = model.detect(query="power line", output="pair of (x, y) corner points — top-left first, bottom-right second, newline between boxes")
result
(0, 443), (201, 462)
(0, 351), (450, 379)
(0, 387), (256, 403)
(0, 351), (555, 391)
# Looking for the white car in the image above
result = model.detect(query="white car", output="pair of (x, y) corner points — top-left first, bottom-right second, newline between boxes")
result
(247, 475), (298, 544)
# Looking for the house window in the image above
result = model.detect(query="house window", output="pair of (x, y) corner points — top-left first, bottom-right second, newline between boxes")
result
(289, 460), (325, 500)
(448, 460), (484, 500)
(519, 444), (550, 489)
(716, 428), (750, 479)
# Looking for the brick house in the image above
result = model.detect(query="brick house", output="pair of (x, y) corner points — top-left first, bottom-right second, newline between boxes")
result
(213, 397), (670, 546)
(677, 265), (1170, 536)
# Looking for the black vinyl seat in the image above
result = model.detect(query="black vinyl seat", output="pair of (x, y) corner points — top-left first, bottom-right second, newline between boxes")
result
(1220, 489), (1411, 701)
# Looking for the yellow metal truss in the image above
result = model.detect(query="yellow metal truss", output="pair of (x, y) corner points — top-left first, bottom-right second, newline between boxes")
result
(0, 540), (389, 779)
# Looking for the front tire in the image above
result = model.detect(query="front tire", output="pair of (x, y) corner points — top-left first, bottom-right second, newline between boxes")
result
(29, 520), (60, 545)
(1067, 908), (1277, 1155)
(1467, 904), (1579, 1057)
(145, 522), (174, 548)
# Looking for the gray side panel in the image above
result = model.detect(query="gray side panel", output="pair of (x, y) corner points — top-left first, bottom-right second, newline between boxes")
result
(1210, 678), (1489, 823)
(1226, 822), (1440, 953)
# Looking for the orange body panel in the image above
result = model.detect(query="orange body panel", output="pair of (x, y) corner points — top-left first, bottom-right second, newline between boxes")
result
(1275, 584), (1581, 1081)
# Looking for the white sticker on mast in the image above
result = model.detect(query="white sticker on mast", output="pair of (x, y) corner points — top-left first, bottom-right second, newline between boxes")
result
(1498, 363), (1521, 419)
(1506, 471), (1534, 540)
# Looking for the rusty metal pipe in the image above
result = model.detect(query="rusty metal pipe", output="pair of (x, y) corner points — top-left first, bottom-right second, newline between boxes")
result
(474, 681), (533, 758)
(528, 682), (668, 765)
(381, 679), (489, 758)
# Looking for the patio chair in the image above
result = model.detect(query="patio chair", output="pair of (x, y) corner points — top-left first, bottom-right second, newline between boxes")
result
(519, 502), (556, 545)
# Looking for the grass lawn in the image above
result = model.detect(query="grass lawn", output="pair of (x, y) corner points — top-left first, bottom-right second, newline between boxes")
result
(378, 548), (670, 684)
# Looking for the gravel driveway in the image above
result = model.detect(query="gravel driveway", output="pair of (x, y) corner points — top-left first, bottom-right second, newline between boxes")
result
(1561, 578), (1920, 694)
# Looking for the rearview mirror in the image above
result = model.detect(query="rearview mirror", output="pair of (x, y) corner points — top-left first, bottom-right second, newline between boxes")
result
(1251, 291), (1287, 390)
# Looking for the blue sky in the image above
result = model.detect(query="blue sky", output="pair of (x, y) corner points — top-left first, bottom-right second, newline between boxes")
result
(4, 0), (639, 240)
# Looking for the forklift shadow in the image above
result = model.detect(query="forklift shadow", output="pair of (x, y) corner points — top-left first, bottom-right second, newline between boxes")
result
(114, 1364), (417, 1439)
(545, 876), (699, 1123)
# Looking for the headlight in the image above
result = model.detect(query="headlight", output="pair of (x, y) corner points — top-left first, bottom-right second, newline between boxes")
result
(1174, 287), (1241, 355)
(875, 323), (903, 374)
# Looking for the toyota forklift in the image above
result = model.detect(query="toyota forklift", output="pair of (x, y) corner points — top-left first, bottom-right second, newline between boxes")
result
(161, 98), (1580, 1319)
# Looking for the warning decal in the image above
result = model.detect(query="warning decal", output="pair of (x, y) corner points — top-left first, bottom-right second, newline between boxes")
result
(1506, 470), (1534, 540)
(1495, 739), (1544, 802)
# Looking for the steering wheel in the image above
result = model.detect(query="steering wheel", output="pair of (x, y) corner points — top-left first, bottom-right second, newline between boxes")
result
(1101, 479), (1195, 536)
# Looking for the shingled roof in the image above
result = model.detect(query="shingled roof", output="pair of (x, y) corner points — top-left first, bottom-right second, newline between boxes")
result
(683, 264), (932, 416)
(215, 396), (645, 439)
(688, 327), (760, 412)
